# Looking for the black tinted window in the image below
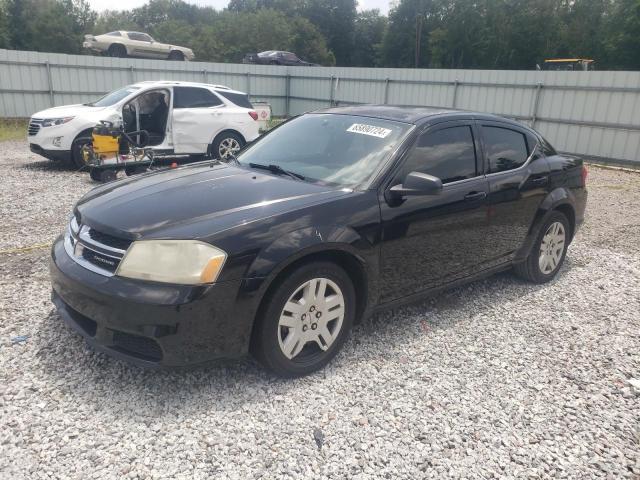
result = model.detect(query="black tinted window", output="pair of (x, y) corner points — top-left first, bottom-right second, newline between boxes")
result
(217, 91), (253, 109)
(128, 32), (151, 42)
(483, 126), (529, 173)
(402, 126), (477, 184)
(173, 87), (223, 108)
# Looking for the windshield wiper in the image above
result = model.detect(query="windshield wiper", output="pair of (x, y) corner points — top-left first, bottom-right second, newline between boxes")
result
(248, 163), (305, 181)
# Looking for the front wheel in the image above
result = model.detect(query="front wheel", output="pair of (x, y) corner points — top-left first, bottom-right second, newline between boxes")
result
(251, 262), (355, 377)
(514, 211), (570, 283)
(168, 50), (184, 61)
(71, 136), (92, 169)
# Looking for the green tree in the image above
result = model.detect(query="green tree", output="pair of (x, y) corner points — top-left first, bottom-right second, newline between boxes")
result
(4, 0), (95, 53)
(302, 0), (357, 65)
(603, 0), (640, 69)
(380, 0), (440, 67)
(0, 0), (9, 48)
(352, 9), (387, 67)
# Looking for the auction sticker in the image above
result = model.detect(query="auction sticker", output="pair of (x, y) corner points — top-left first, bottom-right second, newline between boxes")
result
(347, 123), (392, 138)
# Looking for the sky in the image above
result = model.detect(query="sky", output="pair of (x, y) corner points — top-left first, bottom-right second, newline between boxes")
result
(86, 0), (394, 15)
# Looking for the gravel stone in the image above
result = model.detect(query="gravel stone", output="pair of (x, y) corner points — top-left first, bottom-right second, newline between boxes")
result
(1, 141), (639, 479)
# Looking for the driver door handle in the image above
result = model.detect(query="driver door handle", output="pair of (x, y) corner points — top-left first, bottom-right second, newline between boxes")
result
(464, 191), (487, 201)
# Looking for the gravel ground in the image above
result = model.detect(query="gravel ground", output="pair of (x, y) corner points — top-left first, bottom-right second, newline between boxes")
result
(0, 140), (638, 479)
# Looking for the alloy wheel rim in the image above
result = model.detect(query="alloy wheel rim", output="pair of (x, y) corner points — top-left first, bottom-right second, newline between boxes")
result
(277, 278), (345, 360)
(218, 138), (240, 159)
(539, 221), (565, 274)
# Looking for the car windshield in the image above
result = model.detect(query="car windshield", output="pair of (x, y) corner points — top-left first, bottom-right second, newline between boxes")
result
(237, 114), (412, 187)
(86, 86), (140, 107)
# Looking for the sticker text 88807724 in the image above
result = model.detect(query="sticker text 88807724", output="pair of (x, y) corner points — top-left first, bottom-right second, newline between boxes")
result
(346, 124), (392, 139)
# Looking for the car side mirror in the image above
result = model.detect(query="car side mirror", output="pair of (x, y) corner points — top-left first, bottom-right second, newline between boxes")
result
(389, 171), (443, 198)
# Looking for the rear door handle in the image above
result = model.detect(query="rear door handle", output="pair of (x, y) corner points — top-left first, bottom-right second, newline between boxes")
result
(464, 191), (487, 201)
(531, 176), (548, 186)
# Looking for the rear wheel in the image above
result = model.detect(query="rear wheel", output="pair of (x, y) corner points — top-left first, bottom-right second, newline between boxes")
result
(108, 44), (127, 58)
(168, 50), (184, 61)
(251, 262), (355, 377)
(209, 132), (244, 160)
(514, 211), (570, 283)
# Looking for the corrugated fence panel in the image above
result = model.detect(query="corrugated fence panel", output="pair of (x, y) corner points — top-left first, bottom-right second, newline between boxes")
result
(1, 48), (639, 164)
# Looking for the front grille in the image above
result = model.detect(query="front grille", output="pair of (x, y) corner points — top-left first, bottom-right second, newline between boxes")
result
(86, 228), (132, 251)
(28, 118), (43, 136)
(111, 331), (163, 362)
(66, 221), (131, 276)
(79, 246), (120, 273)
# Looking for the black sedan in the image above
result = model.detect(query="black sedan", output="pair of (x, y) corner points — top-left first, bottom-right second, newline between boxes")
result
(243, 50), (317, 66)
(50, 106), (588, 377)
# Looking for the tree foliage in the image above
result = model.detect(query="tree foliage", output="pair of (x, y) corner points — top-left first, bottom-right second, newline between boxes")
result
(0, 0), (639, 70)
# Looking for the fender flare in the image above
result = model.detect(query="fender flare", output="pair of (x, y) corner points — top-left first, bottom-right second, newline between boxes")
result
(247, 225), (369, 280)
(516, 187), (577, 261)
(241, 225), (375, 323)
(209, 129), (246, 149)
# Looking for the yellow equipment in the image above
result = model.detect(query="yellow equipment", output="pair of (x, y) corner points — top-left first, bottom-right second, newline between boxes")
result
(90, 123), (120, 163)
(542, 59), (595, 71)
(81, 121), (154, 183)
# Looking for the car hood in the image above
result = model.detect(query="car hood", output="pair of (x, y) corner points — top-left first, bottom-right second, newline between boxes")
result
(76, 163), (352, 239)
(32, 104), (108, 119)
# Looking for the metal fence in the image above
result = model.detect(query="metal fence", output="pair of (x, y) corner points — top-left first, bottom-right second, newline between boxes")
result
(1, 48), (639, 164)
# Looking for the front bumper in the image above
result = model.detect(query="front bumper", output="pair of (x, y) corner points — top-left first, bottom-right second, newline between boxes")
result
(50, 236), (257, 367)
(30, 143), (71, 162)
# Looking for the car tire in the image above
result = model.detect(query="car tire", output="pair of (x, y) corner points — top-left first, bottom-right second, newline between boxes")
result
(125, 165), (147, 176)
(514, 211), (570, 283)
(89, 168), (101, 182)
(108, 44), (127, 58)
(209, 132), (244, 160)
(269, 60), (279, 65)
(71, 136), (92, 169)
(168, 51), (184, 61)
(251, 261), (355, 377)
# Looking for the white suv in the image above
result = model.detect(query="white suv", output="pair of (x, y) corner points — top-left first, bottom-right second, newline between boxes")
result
(28, 81), (261, 168)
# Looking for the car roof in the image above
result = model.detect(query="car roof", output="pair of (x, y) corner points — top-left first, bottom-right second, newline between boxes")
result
(132, 80), (246, 95)
(314, 104), (525, 127)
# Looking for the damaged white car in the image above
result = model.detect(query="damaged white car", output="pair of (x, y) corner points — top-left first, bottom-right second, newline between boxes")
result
(28, 81), (260, 167)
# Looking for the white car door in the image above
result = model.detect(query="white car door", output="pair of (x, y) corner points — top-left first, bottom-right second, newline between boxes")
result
(171, 86), (226, 154)
(126, 32), (163, 59)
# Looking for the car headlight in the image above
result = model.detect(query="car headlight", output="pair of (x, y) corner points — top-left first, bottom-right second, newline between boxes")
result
(42, 117), (74, 127)
(116, 240), (227, 285)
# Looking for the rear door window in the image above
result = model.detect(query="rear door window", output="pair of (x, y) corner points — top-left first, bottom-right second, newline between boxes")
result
(217, 91), (253, 109)
(128, 32), (152, 42)
(401, 125), (477, 184)
(173, 87), (223, 108)
(482, 126), (529, 173)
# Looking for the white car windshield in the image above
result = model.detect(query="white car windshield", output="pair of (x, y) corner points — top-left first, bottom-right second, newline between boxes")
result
(86, 86), (140, 107)
(237, 114), (412, 187)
